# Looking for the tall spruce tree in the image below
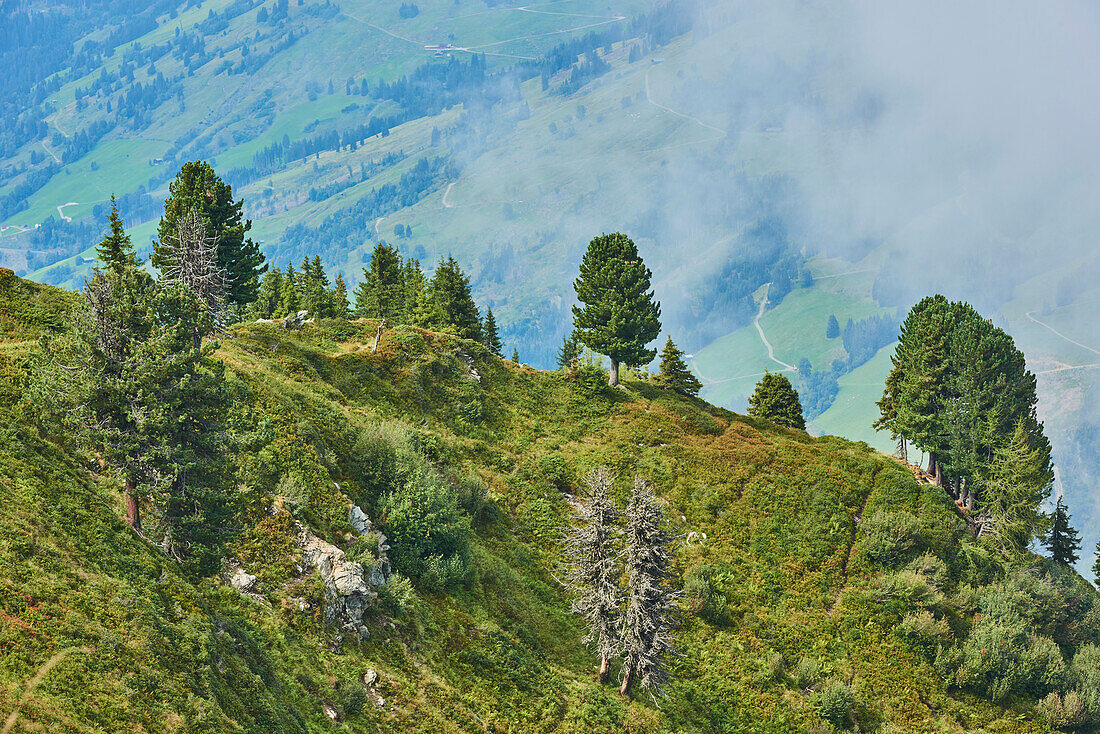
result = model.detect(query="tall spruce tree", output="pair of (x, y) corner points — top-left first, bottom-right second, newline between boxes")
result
(825, 314), (840, 339)
(152, 161), (265, 306)
(252, 267), (283, 319)
(277, 263), (299, 317)
(748, 372), (806, 430)
(95, 194), (140, 273)
(1092, 539), (1100, 583)
(1046, 497), (1081, 567)
(620, 476), (680, 698)
(333, 272), (350, 318)
(572, 232), (662, 387)
(355, 243), (405, 320)
(562, 468), (622, 683)
(482, 307), (502, 356)
(654, 337), (701, 397)
(431, 256), (482, 342)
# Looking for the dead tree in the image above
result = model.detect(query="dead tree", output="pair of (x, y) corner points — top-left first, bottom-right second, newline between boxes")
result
(372, 319), (386, 354)
(620, 476), (681, 698)
(562, 468), (622, 683)
(159, 208), (229, 347)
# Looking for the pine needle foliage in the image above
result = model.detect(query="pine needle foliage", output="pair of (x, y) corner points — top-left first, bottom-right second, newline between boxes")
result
(482, 307), (502, 356)
(654, 336), (701, 397)
(152, 161), (265, 306)
(157, 209), (229, 344)
(620, 476), (681, 698)
(1046, 497), (1081, 567)
(748, 372), (805, 430)
(572, 232), (661, 386)
(562, 468), (623, 682)
(95, 194), (141, 273)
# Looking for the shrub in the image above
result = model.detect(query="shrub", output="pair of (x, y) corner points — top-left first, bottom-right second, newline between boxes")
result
(860, 509), (922, 565)
(339, 681), (367, 717)
(765, 652), (785, 681)
(898, 610), (953, 657)
(795, 657), (821, 689)
(814, 679), (854, 728)
(382, 468), (471, 592)
(683, 564), (729, 625)
(905, 553), (949, 591)
(1038, 691), (1087, 731)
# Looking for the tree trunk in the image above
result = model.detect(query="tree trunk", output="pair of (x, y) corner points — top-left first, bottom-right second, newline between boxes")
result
(966, 483), (976, 512)
(599, 656), (610, 683)
(608, 359), (620, 387)
(927, 452), (937, 480)
(125, 477), (141, 532)
(934, 461), (944, 488)
(619, 666), (634, 698)
(372, 319), (386, 354)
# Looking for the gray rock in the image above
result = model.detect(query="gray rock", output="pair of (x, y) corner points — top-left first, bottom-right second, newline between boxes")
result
(349, 505), (372, 535)
(225, 563), (257, 593)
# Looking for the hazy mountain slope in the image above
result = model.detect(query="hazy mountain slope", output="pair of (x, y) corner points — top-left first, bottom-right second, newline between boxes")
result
(1, 269), (1086, 732)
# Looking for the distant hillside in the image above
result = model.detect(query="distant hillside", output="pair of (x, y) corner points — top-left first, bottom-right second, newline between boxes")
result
(3, 272), (1099, 732)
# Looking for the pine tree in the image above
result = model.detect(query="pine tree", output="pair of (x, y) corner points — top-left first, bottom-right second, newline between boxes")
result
(748, 372), (806, 430)
(511, 347), (520, 363)
(252, 267), (283, 319)
(557, 331), (581, 369)
(152, 161), (266, 306)
(277, 263), (299, 317)
(333, 272), (350, 318)
(1046, 496), (1081, 567)
(825, 314), (840, 339)
(1091, 539), (1100, 582)
(355, 243), (405, 320)
(981, 420), (1053, 555)
(95, 194), (140, 273)
(431, 257), (482, 342)
(403, 257), (427, 317)
(620, 477), (680, 698)
(562, 468), (622, 683)
(482, 307), (502, 356)
(572, 232), (662, 387)
(299, 255), (328, 318)
(654, 337), (701, 397)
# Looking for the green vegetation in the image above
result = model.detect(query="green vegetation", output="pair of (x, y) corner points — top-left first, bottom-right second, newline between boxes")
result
(748, 371), (806, 430)
(572, 232), (662, 387)
(4, 266), (1100, 730)
(654, 336), (701, 397)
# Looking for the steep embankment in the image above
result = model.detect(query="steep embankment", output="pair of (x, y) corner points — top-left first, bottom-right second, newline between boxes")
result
(0, 272), (1082, 732)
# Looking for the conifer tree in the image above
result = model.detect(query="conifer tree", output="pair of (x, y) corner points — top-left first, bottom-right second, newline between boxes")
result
(1091, 539), (1100, 582)
(511, 347), (520, 363)
(825, 314), (840, 339)
(95, 194), (140, 273)
(562, 468), (622, 683)
(981, 420), (1053, 555)
(403, 257), (427, 318)
(31, 263), (157, 530)
(654, 337), (701, 397)
(431, 256), (482, 342)
(153, 161), (265, 306)
(620, 477), (680, 698)
(252, 267), (283, 319)
(1046, 497), (1081, 567)
(333, 272), (350, 318)
(277, 263), (298, 317)
(482, 307), (502, 356)
(572, 232), (662, 387)
(748, 372), (806, 430)
(557, 330), (581, 369)
(355, 243), (405, 320)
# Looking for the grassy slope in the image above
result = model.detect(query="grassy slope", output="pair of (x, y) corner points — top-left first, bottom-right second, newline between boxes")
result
(0, 273), (1054, 733)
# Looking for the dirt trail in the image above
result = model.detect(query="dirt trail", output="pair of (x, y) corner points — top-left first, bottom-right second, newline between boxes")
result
(754, 283), (797, 373)
(644, 66), (726, 137)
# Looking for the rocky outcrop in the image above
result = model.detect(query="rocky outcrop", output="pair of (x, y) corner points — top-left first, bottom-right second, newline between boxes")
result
(297, 524), (375, 639)
(255, 310), (314, 329)
(293, 503), (392, 641)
